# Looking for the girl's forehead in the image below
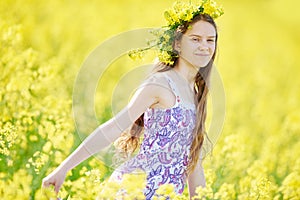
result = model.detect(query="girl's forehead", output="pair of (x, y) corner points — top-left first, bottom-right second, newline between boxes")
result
(186, 21), (216, 37)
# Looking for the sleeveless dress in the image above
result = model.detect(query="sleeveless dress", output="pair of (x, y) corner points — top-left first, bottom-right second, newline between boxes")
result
(109, 73), (196, 199)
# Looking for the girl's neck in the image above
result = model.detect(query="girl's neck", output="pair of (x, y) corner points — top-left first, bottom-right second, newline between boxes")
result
(174, 59), (198, 85)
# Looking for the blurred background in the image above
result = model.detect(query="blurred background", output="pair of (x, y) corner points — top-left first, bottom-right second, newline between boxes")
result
(1, 0), (300, 199)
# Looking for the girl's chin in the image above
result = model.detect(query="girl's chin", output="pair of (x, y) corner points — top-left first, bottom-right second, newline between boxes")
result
(193, 62), (210, 68)
(179, 57), (210, 69)
(191, 59), (211, 68)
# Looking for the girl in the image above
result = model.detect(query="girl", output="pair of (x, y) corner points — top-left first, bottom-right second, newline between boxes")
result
(42, 1), (223, 199)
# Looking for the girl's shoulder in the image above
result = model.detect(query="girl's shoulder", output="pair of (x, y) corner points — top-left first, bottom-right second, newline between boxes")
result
(141, 71), (177, 109)
(139, 70), (177, 100)
(142, 71), (171, 88)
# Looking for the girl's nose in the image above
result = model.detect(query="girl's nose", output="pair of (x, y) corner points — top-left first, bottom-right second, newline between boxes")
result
(197, 40), (209, 51)
(198, 44), (209, 51)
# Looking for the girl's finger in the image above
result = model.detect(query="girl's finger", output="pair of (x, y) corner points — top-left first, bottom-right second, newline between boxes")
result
(54, 184), (60, 194)
(42, 180), (49, 188)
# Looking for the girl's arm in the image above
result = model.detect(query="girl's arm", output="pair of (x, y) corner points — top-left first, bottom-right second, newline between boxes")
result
(188, 159), (206, 199)
(42, 75), (165, 193)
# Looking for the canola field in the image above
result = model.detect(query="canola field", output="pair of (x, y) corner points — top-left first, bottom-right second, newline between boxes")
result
(0, 0), (300, 199)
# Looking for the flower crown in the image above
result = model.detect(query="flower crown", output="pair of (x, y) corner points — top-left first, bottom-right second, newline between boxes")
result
(128, 0), (224, 65)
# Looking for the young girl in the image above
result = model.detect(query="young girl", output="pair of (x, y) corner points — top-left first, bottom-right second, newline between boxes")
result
(42, 1), (223, 199)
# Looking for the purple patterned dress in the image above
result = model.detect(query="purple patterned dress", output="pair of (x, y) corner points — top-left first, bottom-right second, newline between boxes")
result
(110, 74), (196, 199)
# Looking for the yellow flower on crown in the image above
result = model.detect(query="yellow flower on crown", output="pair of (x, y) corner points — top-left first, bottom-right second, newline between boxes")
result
(158, 50), (175, 65)
(128, 0), (224, 65)
(164, 0), (224, 29)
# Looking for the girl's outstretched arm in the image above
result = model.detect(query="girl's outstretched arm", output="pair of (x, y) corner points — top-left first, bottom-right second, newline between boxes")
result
(42, 75), (166, 193)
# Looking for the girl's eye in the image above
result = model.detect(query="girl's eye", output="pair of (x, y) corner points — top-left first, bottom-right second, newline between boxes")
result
(207, 39), (215, 42)
(192, 38), (200, 42)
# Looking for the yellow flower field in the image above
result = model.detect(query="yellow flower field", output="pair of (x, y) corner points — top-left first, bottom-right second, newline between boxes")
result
(0, 0), (300, 199)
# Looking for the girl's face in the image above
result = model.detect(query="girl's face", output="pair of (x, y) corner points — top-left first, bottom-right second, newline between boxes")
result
(177, 20), (216, 68)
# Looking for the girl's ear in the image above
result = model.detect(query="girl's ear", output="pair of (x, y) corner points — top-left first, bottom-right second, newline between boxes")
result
(174, 40), (181, 54)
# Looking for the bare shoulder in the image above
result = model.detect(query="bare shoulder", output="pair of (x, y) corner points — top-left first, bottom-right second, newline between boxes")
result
(140, 71), (173, 94)
(139, 71), (175, 109)
(142, 71), (169, 84)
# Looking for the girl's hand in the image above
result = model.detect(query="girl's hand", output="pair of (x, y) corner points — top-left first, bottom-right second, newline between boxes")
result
(42, 167), (67, 194)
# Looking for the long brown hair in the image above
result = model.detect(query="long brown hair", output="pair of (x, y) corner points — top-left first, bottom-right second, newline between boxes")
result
(114, 13), (218, 174)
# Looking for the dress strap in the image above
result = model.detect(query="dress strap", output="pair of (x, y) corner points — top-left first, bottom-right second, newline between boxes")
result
(162, 73), (181, 104)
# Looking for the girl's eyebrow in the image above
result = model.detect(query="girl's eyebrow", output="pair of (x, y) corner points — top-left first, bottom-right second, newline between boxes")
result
(188, 34), (216, 38)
